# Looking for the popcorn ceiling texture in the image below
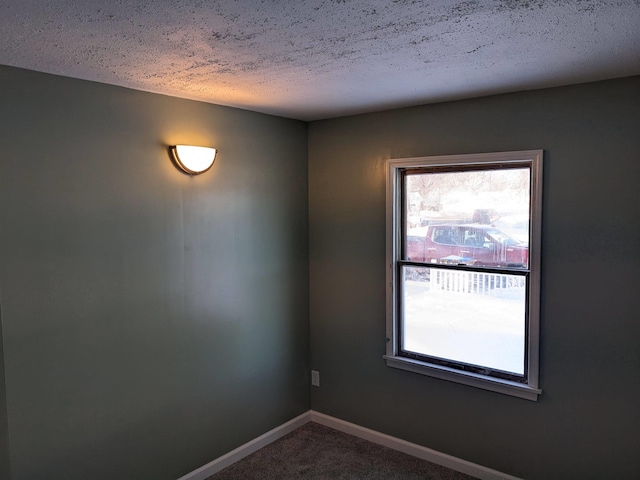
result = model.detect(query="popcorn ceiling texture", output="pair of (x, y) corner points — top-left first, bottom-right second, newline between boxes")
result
(1, 0), (639, 120)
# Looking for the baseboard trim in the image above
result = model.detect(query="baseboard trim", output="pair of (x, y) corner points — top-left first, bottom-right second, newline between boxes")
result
(178, 409), (522, 480)
(309, 410), (523, 480)
(176, 411), (311, 480)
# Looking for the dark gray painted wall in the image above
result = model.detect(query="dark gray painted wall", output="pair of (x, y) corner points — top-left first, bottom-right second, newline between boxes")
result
(2, 64), (638, 480)
(309, 77), (640, 479)
(0, 65), (309, 480)
(0, 305), (10, 479)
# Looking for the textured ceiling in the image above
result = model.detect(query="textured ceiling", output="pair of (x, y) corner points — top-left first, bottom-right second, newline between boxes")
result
(1, 0), (639, 120)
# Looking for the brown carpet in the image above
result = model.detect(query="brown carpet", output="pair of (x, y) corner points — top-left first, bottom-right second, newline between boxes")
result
(207, 422), (477, 479)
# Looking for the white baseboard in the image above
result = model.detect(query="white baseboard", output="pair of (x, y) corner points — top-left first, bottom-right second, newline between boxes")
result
(309, 410), (523, 480)
(178, 410), (523, 480)
(176, 411), (311, 480)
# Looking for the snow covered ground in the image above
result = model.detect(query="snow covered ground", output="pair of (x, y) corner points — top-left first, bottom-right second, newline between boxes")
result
(402, 277), (526, 375)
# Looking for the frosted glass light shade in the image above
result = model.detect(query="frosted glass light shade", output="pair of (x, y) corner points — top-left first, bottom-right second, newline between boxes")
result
(170, 145), (217, 175)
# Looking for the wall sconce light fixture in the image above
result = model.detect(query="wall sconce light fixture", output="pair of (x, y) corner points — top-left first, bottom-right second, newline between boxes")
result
(169, 145), (217, 175)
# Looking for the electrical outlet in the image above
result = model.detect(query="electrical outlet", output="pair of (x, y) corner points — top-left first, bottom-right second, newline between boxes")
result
(311, 370), (320, 387)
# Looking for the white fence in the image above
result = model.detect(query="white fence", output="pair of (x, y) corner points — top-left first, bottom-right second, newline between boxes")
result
(431, 269), (525, 295)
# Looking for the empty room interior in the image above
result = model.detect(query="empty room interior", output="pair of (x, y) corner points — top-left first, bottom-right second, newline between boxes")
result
(0, 1), (639, 479)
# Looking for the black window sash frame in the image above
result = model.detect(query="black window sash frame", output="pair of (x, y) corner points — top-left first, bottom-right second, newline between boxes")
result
(397, 164), (532, 384)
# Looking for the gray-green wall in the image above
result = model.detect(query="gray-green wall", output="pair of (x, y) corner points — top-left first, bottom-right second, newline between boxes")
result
(0, 65), (310, 480)
(309, 77), (640, 479)
(1, 64), (639, 480)
(0, 307), (10, 479)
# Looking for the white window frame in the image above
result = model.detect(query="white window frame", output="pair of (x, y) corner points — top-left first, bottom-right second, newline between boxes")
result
(384, 150), (543, 401)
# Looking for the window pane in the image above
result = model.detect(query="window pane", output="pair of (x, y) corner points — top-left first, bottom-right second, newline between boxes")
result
(402, 266), (526, 375)
(405, 167), (530, 269)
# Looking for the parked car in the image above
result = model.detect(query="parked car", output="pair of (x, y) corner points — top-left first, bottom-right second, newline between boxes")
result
(406, 224), (528, 268)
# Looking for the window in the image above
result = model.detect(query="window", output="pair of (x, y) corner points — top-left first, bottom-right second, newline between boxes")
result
(385, 151), (543, 401)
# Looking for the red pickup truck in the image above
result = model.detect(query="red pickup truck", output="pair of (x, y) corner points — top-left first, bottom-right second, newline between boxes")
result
(406, 224), (528, 268)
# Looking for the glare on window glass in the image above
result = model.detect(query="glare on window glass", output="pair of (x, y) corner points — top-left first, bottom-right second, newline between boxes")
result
(401, 266), (526, 375)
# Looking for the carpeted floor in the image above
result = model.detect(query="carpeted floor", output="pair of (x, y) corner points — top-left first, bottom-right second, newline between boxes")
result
(207, 422), (477, 479)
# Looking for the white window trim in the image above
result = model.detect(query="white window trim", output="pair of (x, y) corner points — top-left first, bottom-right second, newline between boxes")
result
(385, 150), (543, 401)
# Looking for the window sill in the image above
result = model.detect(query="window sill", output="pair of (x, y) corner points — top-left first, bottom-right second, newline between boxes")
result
(383, 355), (541, 401)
